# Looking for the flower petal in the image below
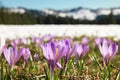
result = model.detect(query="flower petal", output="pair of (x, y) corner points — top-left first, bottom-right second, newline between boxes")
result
(82, 44), (89, 56)
(23, 48), (31, 61)
(109, 42), (118, 57)
(82, 37), (89, 44)
(101, 39), (109, 58)
(41, 44), (49, 59)
(55, 46), (64, 63)
(76, 44), (83, 57)
(56, 62), (62, 69)
(3, 46), (11, 66)
(95, 38), (103, 46)
(41, 42), (56, 60)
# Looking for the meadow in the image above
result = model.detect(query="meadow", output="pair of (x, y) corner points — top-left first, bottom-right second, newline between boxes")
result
(0, 34), (120, 80)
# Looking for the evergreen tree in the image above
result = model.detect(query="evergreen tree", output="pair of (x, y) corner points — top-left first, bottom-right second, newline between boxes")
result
(109, 10), (116, 24)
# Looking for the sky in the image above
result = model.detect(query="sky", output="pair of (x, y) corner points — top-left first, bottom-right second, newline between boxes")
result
(1, 0), (120, 10)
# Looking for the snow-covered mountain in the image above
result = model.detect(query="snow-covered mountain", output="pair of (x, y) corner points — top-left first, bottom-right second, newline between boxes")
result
(4, 7), (26, 14)
(3, 7), (120, 21)
(41, 7), (120, 21)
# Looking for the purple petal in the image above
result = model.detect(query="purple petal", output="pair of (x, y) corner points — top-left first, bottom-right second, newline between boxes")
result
(41, 42), (56, 60)
(72, 42), (79, 56)
(55, 46), (64, 63)
(50, 42), (56, 55)
(95, 38), (103, 54)
(3, 46), (11, 66)
(42, 34), (54, 42)
(82, 37), (89, 44)
(103, 38), (111, 45)
(56, 62), (62, 69)
(11, 47), (18, 65)
(41, 44), (49, 59)
(23, 48), (31, 61)
(48, 42), (56, 60)
(55, 39), (72, 63)
(18, 38), (23, 44)
(15, 47), (24, 63)
(104, 54), (110, 64)
(64, 39), (72, 46)
(9, 47), (15, 66)
(74, 43), (89, 59)
(11, 40), (19, 46)
(109, 42), (118, 57)
(76, 44), (83, 57)
(82, 44), (89, 56)
(34, 53), (39, 61)
(101, 39), (109, 58)
(95, 38), (103, 46)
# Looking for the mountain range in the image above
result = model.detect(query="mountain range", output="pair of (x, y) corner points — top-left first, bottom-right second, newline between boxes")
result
(4, 7), (120, 21)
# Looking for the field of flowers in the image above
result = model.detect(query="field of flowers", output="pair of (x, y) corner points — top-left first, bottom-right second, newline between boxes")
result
(0, 34), (120, 80)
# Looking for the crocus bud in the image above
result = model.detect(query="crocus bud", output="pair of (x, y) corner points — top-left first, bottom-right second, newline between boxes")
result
(23, 48), (31, 62)
(82, 37), (89, 44)
(74, 43), (89, 60)
(34, 53), (39, 61)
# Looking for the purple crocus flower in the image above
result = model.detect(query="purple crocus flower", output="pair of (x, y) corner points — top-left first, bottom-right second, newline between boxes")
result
(2, 46), (24, 67)
(10, 38), (24, 46)
(74, 43), (89, 60)
(82, 37), (90, 44)
(18, 38), (24, 44)
(36, 38), (43, 47)
(59, 39), (76, 68)
(95, 38), (118, 64)
(10, 40), (18, 46)
(31, 36), (37, 43)
(41, 41), (65, 76)
(31, 36), (43, 47)
(34, 53), (39, 61)
(22, 48), (31, 62)
(42, 34), (54, 42)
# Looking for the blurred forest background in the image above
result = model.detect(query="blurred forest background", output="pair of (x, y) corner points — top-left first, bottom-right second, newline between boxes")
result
(0, 1), (120, 24)
(0, 8), (119, 24)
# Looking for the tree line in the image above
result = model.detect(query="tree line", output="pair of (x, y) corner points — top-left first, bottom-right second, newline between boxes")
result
(0, 8), (120, 24)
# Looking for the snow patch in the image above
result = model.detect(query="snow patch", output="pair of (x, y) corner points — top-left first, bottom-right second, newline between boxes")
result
(42, 9), (56, 15)
(0, 25), (120, 48)
(113, 9), (120, 15)
(97, 9), (111, 15)
(8, 8), (25, 14)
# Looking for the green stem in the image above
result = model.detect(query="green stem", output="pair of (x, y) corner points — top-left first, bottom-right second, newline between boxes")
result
(50, 66), (54, 80)
(10, 66), (14, 80)
(94, 55), (102, 71)
(63, 63), (67, 76)
(1, 58), (4, 80)
(107, 64), (111, 80)
(76, 59), (84, 75)
(115, 69), (120, 80)
(43, 67), (49, 80)
(76, 60), (80, 75)
(80, 59), (84, 75)
(71, 60), (75, 76)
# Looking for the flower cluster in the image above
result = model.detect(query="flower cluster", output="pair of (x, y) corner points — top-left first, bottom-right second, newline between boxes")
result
(0, 36), (118, 79)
